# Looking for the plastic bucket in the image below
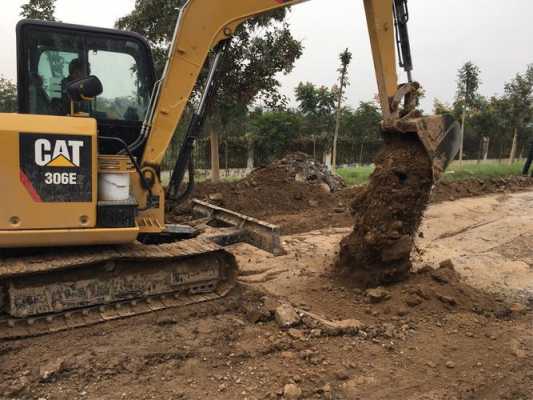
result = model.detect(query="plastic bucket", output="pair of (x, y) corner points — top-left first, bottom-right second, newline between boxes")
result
(98, 172), (130, 201)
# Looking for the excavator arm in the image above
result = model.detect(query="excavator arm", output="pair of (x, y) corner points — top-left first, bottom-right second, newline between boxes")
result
(141, 0), (459, 193)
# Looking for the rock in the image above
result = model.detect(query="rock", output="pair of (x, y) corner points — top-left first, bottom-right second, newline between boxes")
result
(510, 303), (527, 315)
(366, 287), (392, 304)
(445, 361), (456, 369)
(323, 319), (364, 336)
(283, 383), (302, 399)
(208, 193), (224, 202)
(334, 207), (345, 214)
(396, 307), (409, 317)
(335, 370), (351, 381)
(40, 357), (66, 382)
(275, 304), (301, 329)
(288, 329), (305, 340)
(437, 294), (457, 306)
(295, 173), (306, 183)
(310, 329), (322, 338)
(381, 235), (413, 262)
(243, 303), (272, 323)
(319, 182), (332, 193)
(510, 339), (528, 359)
(439, 259), (455, 270)
(322, 383), (334, 399)
(262, 296), (282, 314)
(405, 295), (423, 307)
(426, 361), (437, 368)
(308, 200), (319, 208)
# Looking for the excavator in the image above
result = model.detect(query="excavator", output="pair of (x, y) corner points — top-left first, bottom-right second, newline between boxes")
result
(0, 0), (460, 339)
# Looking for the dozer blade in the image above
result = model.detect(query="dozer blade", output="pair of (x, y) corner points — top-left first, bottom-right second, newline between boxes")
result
(0, 238), (237, 340)
(392, 114), (461, 181)
(192, 199), (285, 256)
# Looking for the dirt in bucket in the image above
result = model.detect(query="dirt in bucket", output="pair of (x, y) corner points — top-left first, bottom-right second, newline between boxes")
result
(336, 134), (433, 287)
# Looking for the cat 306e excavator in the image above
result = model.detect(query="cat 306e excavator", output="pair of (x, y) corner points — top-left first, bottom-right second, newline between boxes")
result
(0, 0), (459, 338)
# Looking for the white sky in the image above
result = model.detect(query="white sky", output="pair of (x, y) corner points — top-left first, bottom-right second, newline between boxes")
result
(1, 0), (532, 112)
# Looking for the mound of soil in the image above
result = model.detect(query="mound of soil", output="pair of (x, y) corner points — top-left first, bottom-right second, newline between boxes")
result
(168, 153), (345, 221)
(432, 175), (533, 202)
(336, 136), (433, 287)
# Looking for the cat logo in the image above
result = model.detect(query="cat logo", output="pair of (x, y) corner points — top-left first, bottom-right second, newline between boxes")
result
(34, 138), (84, 168)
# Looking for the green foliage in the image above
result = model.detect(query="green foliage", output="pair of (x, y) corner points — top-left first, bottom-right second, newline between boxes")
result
(295, 82), (336, 139)
(455, 61), (482, 111)
(117, 1), (302, 115)
(249, 109), (302, 160)
(20, 0), (56, 21)
(0, 77), (17, 112)
(342, 101), (382, 143)
(503, 64), (533, 132)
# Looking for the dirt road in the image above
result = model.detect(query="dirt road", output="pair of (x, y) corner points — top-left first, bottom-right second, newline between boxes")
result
(1, 191), (532, 400)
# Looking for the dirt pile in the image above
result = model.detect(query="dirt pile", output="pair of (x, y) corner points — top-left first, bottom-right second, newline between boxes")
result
(336, 136), (433, 287)
(432, 175), (533, 202)
(169, 153), (346, 221)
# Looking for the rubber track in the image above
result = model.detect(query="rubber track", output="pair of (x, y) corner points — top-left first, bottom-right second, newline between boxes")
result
(0, 238), (237, 340)
(0, 278), (234, 340)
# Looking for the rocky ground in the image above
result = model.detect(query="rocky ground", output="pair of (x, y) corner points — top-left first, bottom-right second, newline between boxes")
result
(1, 158), (532, 400)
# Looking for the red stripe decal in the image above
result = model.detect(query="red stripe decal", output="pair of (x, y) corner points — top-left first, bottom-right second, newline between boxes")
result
(19, 171), (43, 203)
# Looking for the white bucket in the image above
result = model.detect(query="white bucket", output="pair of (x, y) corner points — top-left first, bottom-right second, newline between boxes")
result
(98, 172), (131, 201)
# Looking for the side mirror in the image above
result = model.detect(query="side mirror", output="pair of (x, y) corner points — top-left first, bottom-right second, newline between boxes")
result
(66, 76), (103, 102)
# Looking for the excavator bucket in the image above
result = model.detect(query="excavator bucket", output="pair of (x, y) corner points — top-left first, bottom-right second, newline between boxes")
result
(393, 114), (461, 181)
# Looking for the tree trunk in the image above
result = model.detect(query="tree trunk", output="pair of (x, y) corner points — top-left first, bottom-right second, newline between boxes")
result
(224, 139), (228, 177)
(332, 66), (348, 174)
(246, 141), (254, 173)
(359, 143), (365, 165)
(508, 128), (518, 165)
(210, 125), (220, 182)
(459, 107), (466, 167)
(482, 137), (490, 162)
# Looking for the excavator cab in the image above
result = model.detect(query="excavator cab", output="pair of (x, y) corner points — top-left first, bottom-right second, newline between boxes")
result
(16, 20), (156, 158)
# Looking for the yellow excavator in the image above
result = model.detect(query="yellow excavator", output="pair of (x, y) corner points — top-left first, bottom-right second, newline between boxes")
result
(0, 0), (460, 339)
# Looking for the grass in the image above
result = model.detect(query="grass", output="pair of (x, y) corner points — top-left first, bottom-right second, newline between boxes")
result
(442, 161), (525, 182)
(337, 161), (526, 186)
(336, 165), (375, 186)
(162, 161), (527, 187)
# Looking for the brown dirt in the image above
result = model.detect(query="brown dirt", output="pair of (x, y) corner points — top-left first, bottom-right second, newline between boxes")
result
(1, 263), (531, 400)
(1, 191), (532, 400)
(168, 171), (533, 236)
(336, 136), (433, 287)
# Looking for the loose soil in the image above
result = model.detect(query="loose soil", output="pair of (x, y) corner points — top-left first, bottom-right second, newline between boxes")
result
(1, 191), (532, 400)
(168, 170), (532, 236)
(336, 136), (433, 287)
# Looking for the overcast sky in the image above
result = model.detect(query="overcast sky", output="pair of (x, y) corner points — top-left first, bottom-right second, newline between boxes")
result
(1, 0), (532, 112)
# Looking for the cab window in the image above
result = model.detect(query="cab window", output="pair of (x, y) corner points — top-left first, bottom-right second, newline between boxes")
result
(24, 28), (151, 122)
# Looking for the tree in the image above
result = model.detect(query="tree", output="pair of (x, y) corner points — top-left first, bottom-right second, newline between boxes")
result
(455, 62), (481, 164)
(332, 48), (352, 173)
(249, 109), (302, 161)
(117, 1), (302, 181)
(433, 98), (453, 116)
(20, 0), (56, 21)
(295, 82), (336, 161)
(0, 77), (17, 113)
(343, 101), (382, 163)
(503, 65), (533, 164)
